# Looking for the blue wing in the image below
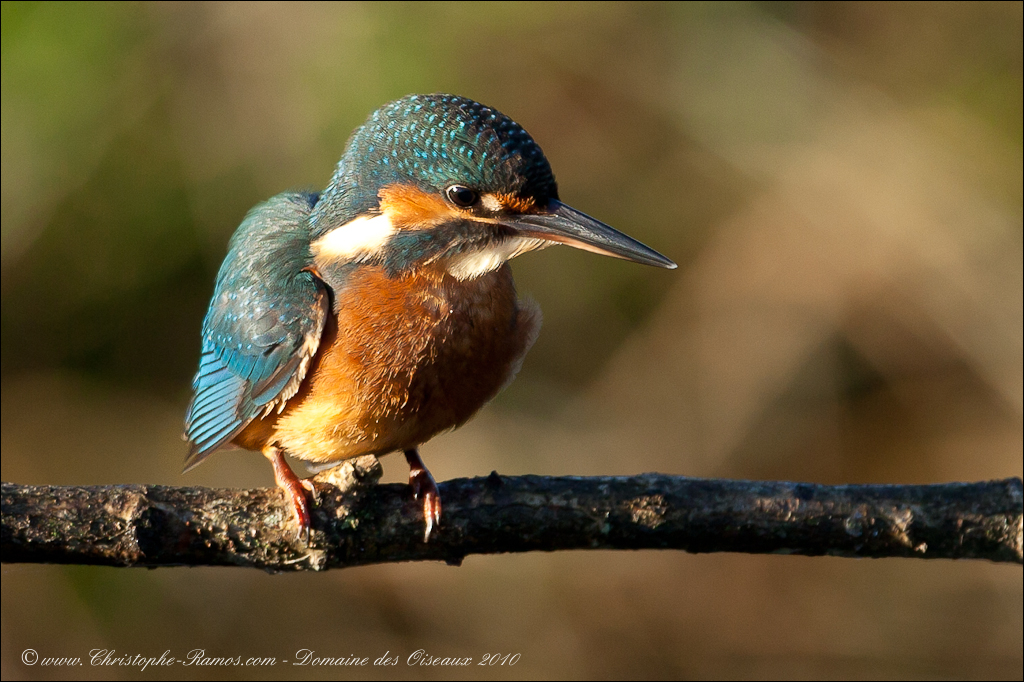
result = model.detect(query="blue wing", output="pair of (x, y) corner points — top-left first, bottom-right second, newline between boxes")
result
(183, 192), (328, 470)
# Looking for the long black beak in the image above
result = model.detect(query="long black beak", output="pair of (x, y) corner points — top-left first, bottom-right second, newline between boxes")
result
(505, 200), (676, 269)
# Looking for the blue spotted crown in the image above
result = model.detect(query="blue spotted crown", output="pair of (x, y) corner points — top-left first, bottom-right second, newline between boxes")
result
(313, 94), (558, 230)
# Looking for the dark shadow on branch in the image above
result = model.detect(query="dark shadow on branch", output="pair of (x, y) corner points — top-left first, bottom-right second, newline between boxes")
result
(2, 457), (1021, 570)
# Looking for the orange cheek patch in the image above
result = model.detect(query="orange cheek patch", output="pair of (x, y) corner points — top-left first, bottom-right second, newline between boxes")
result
(378, 184), (460, 229)
(495, 193), (539, 214)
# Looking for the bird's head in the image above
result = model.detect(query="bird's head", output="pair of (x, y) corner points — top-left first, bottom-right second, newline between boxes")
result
(309, 94), (675, 280)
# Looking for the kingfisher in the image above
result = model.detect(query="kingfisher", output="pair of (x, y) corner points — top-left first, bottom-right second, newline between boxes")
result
(183, 94), (675, 541)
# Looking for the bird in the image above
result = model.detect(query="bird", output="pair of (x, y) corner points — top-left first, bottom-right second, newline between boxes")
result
(183, 93), (675, 541)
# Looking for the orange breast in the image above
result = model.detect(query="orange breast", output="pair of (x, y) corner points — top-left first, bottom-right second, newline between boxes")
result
(235, 263), (540, 464)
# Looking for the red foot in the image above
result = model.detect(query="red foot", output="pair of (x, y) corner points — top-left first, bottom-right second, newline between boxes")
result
(264, 446), (314, 540)
(405, 449), (442, 542)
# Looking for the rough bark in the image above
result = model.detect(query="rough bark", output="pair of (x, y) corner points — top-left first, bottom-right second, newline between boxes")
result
(2, 458), (1021, 570)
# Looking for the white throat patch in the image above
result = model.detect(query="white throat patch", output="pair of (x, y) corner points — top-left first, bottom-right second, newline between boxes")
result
(446, 237), (550, 280)
(311, 213), (397, 264)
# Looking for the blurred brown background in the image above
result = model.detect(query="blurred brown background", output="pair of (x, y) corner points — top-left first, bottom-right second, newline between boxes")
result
(2, 2), (1021, 679)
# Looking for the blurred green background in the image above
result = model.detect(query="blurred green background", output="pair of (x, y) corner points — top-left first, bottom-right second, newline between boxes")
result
(2, 2), (1021, 679)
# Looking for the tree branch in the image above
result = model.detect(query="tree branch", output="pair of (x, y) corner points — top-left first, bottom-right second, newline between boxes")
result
(2, 458), (1021, 570)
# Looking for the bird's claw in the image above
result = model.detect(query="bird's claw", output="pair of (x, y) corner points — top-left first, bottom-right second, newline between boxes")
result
(281, 476), (314, 542)
(411, 472), (442, 542)
(265, 446), (315, 542)
(406, 449), (441, 542)
(300, 478), (320, 504)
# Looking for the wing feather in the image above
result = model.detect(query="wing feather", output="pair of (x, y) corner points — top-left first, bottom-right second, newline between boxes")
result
(183, 192), (328, 471)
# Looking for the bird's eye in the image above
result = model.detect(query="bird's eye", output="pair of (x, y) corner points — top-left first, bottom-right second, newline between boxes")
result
(446, 185), (479, 208)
